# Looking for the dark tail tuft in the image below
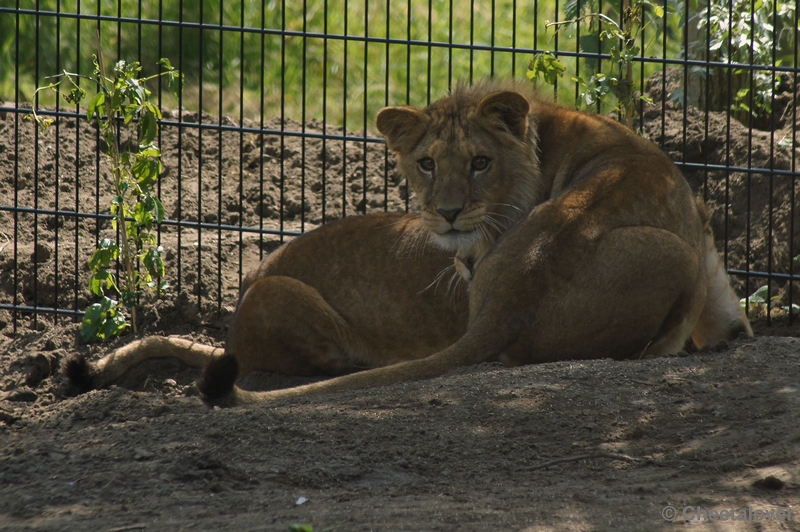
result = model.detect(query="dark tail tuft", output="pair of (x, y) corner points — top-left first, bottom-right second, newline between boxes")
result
(63, 354), (96, 393)
(197, 353), (239, 403)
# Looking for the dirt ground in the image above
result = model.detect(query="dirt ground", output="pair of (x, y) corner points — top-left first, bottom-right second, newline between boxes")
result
(1, 80), (800, 531)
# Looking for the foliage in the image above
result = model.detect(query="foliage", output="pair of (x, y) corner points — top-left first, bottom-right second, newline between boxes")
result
(29, 51), (182, 341)
(740, 285), (800, 316)
(526, 52), (567, 86)
(693, 0), (796, 120)
(529, 0), (665, 128)
(1, 0), (542, 132)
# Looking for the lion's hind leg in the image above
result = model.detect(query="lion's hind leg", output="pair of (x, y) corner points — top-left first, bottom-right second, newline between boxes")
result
(690, 230), (753, 347)
(222, 275), (357, 378)
(197, 276), (358, 404)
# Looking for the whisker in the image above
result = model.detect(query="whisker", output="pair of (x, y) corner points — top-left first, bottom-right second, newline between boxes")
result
(447, 268), (462, 296)
(486, 211), (517, 224)
(478, 223), (495, 244)
(489, 202), (525, 214)
(483, 215), (505, 233)
(420, 263), (455, 295)
(379, 212), (421, 230)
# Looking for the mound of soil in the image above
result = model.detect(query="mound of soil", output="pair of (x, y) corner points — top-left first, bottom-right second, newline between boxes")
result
(0, 83), (799, 530)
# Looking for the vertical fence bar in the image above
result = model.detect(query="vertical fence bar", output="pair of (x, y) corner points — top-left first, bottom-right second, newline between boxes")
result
(12, 0), (21, 334)
(426, 0), (432, 105)
(744, 0), (755, 316)
(766, 0), (778, 323)
(302, 0), (308, 229)
(384, 0), (391, 210)
(259, 0), (267, 258)
(54, 0), (62, 325)
(238, 0), (246, 286)
(723, 0), (733, 271)
(280, 0), (287, 237)
(196, 0), (205, 312)
(342, 0), (348, 219)
(321, 0), (329, 225)
(791, 3), (798, 325)
(74, 0), (83, 320)
(176, 0), (184, 298)
(33, 0), (41, 330)
(469, 0), (474, 81)
(511, 0), (517, 76)
(216, 0), (225, 316)
(362, 0), (369, 213)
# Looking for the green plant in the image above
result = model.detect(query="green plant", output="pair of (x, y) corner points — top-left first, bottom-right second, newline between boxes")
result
(693, 0), (796, 122)
(740, 285), (800, 315)
(527, 51), (568, 86)
(29, 48), (182, 342)
(529, 0), (665, 128)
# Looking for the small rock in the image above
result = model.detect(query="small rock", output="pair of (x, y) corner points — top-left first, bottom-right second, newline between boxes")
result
(713, 340), (729, 352)
(0, 410), (19, 425)
(134, 448), (154, 461)
(45, 215), (64, 230)
(3, 389), (38, 402)
(753, 475), (784, 490)
(31, 242), (52, 263)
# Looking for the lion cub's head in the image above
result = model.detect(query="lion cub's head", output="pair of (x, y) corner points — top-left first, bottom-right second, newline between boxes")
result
(377, 82), (542, 277)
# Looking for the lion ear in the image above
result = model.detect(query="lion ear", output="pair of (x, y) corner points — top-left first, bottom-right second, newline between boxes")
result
(477, 91), (530, 140)
(376, 106), (428, 155)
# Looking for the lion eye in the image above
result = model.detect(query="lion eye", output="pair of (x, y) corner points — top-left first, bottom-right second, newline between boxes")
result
(418, 158), (435, 172)
(472, 156), (490, 171)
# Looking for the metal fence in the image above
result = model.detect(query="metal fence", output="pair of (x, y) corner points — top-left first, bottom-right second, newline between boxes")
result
(0, 0), (797, 334)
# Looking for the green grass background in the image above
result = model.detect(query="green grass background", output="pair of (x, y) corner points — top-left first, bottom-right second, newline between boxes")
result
(0, 0), (795, 131)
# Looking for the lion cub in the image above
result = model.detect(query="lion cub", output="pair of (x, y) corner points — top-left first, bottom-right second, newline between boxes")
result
(195, 80), (752, 406)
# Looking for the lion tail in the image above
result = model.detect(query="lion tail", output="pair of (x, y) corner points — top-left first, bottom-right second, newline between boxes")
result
(196, 352), (240, 403)
(64, 336), (224, 393)
(199, 323), (507, 407)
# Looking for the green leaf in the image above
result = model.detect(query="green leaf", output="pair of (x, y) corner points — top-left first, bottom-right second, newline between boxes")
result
(132, 155), (161, 185)
(87, 92), (105, 121)
(151, 196), (165, 223)
(80, 296), (128, 343)
(134, 200), (154, 229)
(64, 86), (87, 105)
(27, 114), (55, 131)
(88, 269), (117, 297)
(527, 52), (567, 87)
(126, 78), (147, 105)
(288, 526), (314, 532)
(124, 103), (140, 125)
(146, 102), (163, 121)
(579, 34), (601, 54)
(80, 302), (105, 342)
(102, 307), (129, 339)
(140, 110), (158, 145)
(142, 246), (166, 279)
(87, 239), (119, 271)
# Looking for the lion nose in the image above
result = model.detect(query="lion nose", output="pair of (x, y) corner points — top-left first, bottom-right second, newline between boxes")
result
(437, 207), (462, 223)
